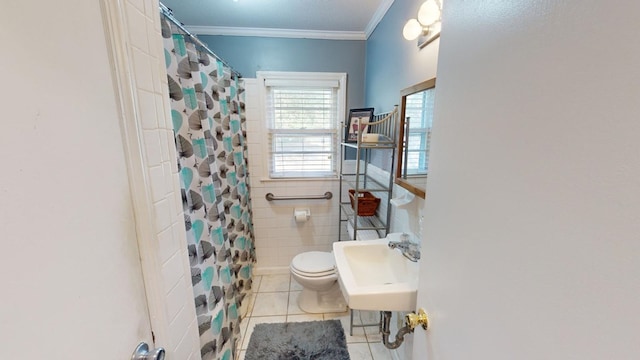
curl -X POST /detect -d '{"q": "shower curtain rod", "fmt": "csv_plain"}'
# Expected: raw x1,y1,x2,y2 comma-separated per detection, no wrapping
159,3,242,78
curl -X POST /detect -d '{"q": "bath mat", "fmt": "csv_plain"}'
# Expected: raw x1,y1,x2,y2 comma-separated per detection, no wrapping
245,320,350,360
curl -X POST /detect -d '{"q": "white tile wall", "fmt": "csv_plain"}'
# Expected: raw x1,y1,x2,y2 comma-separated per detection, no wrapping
132,47,155,92
389,184,425,241
158,227,177,263
143,130,163,166
126,3,150,52
138,89,160,129
121,0,200,359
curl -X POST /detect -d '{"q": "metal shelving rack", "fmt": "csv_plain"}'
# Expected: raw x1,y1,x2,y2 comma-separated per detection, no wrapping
338,107,398,241
338,107,398,336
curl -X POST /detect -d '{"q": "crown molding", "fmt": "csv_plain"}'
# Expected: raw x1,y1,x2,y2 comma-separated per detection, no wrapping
186,25,367,41
365,0,395,39
184,0,395,41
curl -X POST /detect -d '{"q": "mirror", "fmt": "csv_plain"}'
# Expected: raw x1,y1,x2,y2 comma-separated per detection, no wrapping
395,78,436,199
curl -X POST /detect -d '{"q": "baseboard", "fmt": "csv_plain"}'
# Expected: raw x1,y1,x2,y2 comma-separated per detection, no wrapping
254,266,290,276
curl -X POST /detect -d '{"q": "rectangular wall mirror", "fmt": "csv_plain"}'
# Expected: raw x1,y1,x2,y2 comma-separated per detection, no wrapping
395,78,436,199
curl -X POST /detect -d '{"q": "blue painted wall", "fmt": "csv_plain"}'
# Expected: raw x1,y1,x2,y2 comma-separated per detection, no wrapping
364,0,440,112
199,0,439,118
198,1,439,166
199,35,367,109
362,0,440,175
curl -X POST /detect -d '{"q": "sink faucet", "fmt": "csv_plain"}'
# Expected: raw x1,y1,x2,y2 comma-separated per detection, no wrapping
388,233,420,262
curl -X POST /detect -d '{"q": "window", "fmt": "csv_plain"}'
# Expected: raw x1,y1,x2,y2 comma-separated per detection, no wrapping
404,88,434,175
259,72,346,178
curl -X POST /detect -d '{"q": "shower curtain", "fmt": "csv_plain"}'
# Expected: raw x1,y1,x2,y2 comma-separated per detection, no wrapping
161,16,256,360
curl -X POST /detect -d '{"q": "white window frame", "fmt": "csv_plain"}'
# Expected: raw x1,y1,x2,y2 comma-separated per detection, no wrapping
257,71,347,179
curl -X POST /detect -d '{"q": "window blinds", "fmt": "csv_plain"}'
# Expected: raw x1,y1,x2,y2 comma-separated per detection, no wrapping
404,88,435,175
266,85,339,178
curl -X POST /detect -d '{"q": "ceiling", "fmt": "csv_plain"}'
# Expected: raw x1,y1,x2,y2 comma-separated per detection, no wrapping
160,0,395,40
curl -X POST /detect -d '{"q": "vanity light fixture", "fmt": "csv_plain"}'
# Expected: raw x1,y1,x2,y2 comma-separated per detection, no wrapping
402,0,443,48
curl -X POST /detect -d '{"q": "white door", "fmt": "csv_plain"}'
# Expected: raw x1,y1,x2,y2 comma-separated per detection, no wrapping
0,0,155,358
412,1,640,359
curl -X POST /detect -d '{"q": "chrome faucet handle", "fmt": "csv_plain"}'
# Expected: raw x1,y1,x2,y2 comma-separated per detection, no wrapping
388,233,421,262
406,247,421,261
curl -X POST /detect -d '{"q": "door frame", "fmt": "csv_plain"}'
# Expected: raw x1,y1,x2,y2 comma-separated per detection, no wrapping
100,0,171,346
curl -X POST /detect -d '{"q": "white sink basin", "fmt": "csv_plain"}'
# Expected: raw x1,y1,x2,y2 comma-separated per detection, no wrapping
333,234,419,311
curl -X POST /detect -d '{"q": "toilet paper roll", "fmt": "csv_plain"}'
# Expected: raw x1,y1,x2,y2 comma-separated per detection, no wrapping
294,208,310,223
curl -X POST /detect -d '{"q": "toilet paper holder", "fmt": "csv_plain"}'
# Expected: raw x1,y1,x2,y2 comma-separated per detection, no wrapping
294,208,311,222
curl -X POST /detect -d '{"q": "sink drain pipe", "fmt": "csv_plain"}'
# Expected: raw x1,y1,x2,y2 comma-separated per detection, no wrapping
381,309,429,349
381,311,413,349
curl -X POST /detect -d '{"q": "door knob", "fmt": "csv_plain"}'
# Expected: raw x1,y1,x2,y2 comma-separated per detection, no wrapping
131,342,165,360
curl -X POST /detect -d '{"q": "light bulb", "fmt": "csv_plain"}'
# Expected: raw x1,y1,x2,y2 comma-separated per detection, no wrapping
418,0,440,26
403,19,423,40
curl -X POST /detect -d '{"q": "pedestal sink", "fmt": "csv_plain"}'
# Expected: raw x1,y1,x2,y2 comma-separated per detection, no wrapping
333,234,420,311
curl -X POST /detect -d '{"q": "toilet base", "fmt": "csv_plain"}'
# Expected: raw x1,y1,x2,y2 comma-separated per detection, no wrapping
297,282,347,314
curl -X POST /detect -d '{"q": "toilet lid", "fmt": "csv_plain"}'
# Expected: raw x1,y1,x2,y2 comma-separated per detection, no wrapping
291,251,335,274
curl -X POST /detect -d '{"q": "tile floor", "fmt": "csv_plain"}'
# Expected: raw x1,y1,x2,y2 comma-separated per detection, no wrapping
236,274,394,360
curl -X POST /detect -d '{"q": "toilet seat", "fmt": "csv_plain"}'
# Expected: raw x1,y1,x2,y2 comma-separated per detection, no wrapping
291,266,336,278
290,251,336,277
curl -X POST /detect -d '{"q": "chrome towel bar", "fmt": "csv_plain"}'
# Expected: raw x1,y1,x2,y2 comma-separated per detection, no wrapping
265,192,333,201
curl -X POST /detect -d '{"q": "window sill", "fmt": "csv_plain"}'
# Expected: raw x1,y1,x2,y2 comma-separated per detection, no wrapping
259,177,339,183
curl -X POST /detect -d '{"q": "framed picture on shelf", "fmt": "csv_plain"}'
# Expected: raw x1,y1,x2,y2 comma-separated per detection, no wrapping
345,108,374,143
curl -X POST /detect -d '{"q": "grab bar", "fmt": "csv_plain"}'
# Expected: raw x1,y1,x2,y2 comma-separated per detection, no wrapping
265,192,333,201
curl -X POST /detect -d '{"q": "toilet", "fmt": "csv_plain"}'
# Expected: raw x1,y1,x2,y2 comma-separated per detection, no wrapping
290,251,347,313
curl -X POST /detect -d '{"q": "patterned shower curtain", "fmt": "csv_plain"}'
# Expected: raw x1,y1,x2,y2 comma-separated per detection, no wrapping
161,16,256,360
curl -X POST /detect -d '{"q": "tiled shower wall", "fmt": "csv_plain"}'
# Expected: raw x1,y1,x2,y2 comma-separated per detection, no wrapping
118,0,200,358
